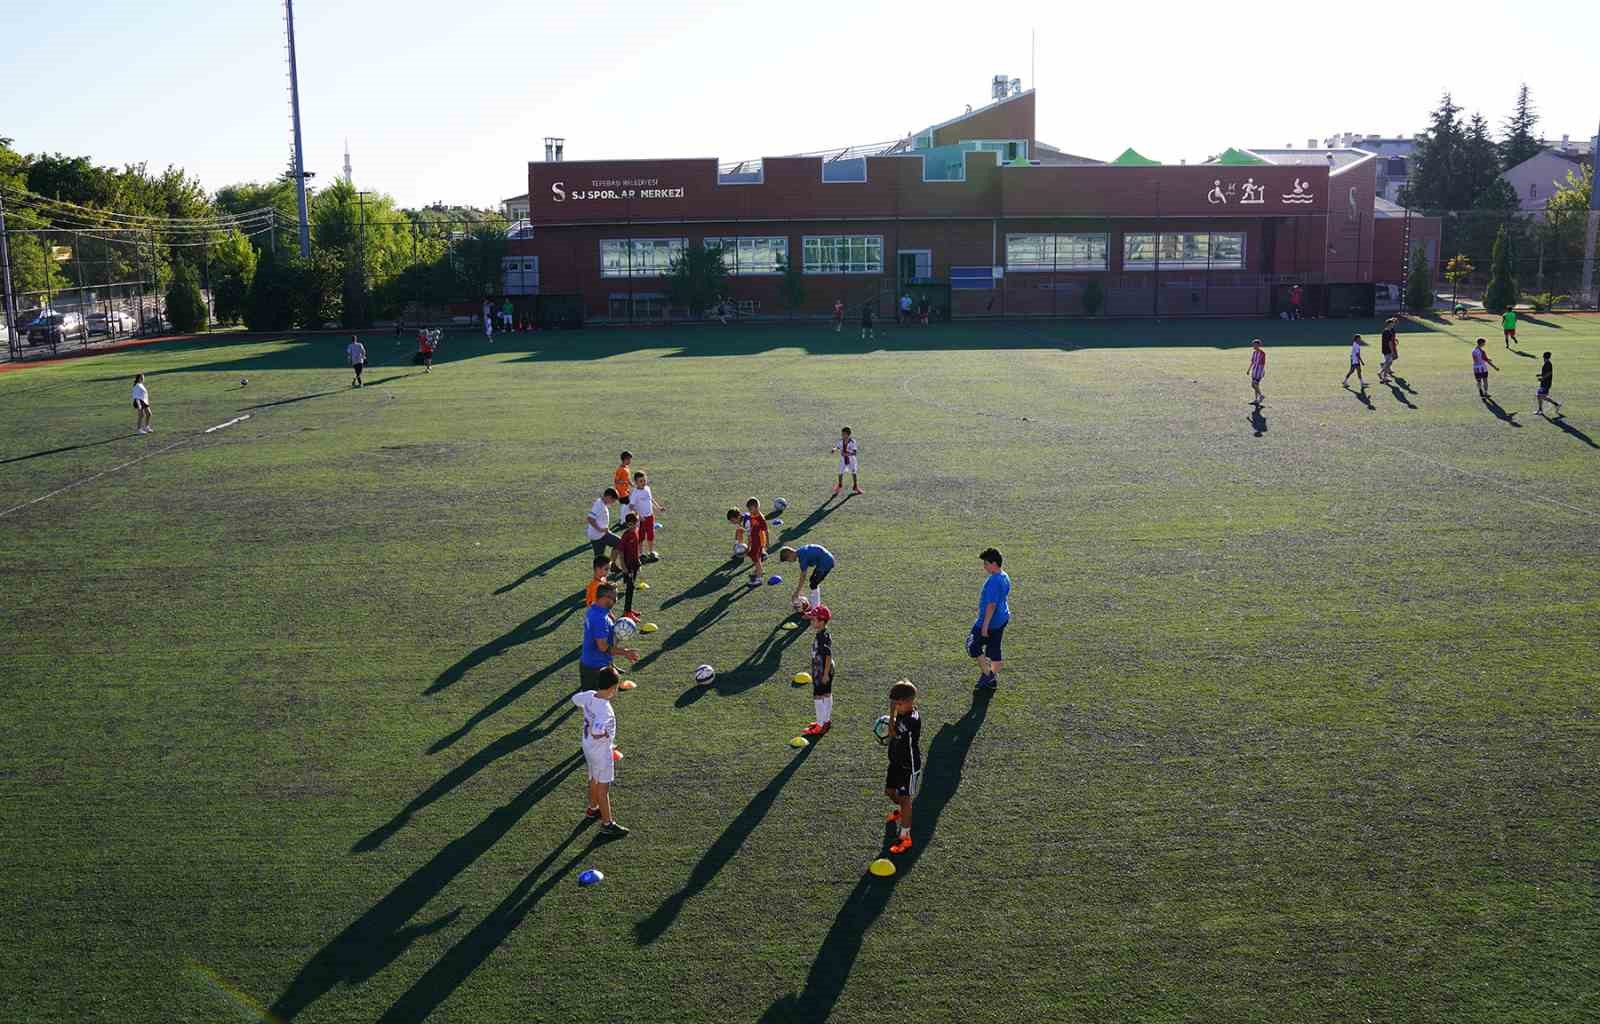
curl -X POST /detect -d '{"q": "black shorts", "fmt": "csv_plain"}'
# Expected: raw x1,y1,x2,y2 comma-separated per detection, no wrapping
591,535,619,558
579,662,612,689
352,361,366,372
811,669,833,698
967,623,1005,661
885,764,922,798
808,567,831,588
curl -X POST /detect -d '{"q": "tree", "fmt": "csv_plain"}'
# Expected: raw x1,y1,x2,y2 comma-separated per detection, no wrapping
1499,84,1543,170
244,247,296,331
1405,246,1435,313
776,253,805,313
1443,254,1475,309
165,259,208,332
1483,225,1519,312
1400,93,1464,211
208,230,257,324
664,244,728,318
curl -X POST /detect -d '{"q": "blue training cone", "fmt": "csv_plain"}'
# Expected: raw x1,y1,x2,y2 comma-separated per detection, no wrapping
768,575,783,585
578,869,604,887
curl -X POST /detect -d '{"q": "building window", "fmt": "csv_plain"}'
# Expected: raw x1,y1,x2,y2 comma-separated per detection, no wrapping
802,235,884,274
1123,232,1245,270
600,238,686,278
704,236,789,275
1005,233,1109,271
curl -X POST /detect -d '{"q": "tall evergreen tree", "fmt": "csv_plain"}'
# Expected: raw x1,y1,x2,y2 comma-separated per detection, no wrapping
1400,93,1464,210
1483,225,1520,312
1498,84,1543,169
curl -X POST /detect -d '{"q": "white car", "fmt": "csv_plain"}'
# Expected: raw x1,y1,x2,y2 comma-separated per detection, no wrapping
86,311,137,337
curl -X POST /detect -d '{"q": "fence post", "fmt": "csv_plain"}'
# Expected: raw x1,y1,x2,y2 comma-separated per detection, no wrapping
0,191,19,357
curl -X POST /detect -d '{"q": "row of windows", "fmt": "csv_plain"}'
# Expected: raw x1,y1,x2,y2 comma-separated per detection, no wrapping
599,232,1245,277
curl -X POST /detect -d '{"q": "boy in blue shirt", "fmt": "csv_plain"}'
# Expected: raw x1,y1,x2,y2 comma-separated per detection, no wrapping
580,584,638,692
969,547,1010,691
778,542,835,611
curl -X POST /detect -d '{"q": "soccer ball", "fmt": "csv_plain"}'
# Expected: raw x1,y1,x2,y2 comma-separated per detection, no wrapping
733,542,748,558
693,664,716,685
873,714,892,745
793,597,810,614
612,618,639,645
772,497,788,513
239,377,248,387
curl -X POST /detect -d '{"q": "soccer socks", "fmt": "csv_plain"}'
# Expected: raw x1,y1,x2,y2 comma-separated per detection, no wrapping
815,695,832,724
809,586,821,607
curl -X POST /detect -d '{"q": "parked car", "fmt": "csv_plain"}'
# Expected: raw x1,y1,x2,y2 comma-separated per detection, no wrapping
141,313,171,333
27,312,88,348
86,311,137,337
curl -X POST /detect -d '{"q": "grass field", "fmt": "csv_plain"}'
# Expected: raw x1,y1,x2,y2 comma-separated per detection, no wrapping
3,314,1598,1024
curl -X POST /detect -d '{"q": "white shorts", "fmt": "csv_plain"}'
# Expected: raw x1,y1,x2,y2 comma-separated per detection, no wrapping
582,741,614,784
838,456,858,474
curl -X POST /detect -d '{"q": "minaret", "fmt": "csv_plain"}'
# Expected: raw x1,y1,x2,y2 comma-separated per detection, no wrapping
342,139,353,185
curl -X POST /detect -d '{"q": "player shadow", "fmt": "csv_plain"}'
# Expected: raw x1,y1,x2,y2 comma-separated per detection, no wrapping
776,493,853,546
1384,380,1417,409
373,822,603,1024
1480,395,1522,427
757,690,993,1023
1391,374,1418,395
1248,404,1267,437
356,694,577,853
1518,315,1562,329
1510,349,1538,359
494,543,590,594
1543,414,1599,449
0,435,133,465
634,744,814,946
239,389,347,411
632,586,755,672
428,648,581,754
675,618,809,707
424,594,584,695
658,562,742,610
1344,383,1375,410
269,752,583,1022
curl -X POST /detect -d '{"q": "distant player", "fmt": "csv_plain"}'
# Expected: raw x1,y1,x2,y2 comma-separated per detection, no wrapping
630,471,664,561
883,680,922,855
1247,339,1266,404
832,298,844,333
1502,308,1518,349
860,302,875,341
1341,334,1367,390
744,497,769,586
131,373,152,434
501,298,514,332
726,507,749,562
832,426,861,495
1289,283,1303,320
971,547,1010,691
1535,351,1562,416
571,665,629,836
1378,319,1398,383
346,335,367,388
417,329,435,373
779,543,834,611
898,293,912,325
1473,337,1499,398
618,512,643,621
801,604,835,737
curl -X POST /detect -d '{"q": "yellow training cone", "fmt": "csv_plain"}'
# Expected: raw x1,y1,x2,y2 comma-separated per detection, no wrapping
637,581,650,590
868,858,896,877
789,736,809,748
781,621,800,630
640,622,658,633
792,672,812,686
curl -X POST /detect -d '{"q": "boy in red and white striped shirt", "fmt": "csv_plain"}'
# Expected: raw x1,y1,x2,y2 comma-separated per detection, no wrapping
1247,339,1266,405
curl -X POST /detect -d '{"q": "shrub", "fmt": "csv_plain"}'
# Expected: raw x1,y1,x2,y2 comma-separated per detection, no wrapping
165,260,208,333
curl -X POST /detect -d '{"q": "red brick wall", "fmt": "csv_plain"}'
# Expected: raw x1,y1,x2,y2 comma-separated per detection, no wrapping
931,91,1035,147
1325,158,1378,283
1372,216,1443,282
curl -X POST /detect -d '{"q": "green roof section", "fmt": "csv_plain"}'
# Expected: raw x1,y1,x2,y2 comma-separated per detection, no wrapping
1111,147,1160,166
1213,147,1268,166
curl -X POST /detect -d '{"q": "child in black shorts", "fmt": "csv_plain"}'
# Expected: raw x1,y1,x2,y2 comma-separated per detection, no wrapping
883,680,921,855
802,605,834,737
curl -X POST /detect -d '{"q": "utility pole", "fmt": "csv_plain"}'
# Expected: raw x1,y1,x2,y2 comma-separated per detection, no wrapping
356,190,371,327
0,190,19,356
284,0,312,258
1582,120,1600,308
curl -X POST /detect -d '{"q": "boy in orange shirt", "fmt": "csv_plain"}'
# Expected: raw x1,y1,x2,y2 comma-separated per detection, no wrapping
583,556,610,606
744,496,769,587
612,451,633,511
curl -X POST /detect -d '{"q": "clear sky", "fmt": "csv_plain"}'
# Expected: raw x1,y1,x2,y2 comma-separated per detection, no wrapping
6,0,1598,210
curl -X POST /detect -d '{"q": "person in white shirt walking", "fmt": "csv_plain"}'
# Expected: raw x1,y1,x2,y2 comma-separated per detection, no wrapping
1341,334,1367,391
346,336,367,388
131,373,153,434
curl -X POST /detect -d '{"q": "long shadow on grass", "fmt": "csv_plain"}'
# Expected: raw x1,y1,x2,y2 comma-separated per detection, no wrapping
1510,348,1539,359
425,594,584,695
1249,404,1267,437
1544,414,1599,449
374,822,603,1024
776,493,852,546
635,744,813,946
1345,383,1375,410
356,692,577,852
1480,395,1522,427
676,618,808,707
633,586,756,672
1392,374,1418,395
270,752,583,1021
0,435,134,464
1384,380,1417,409
758,691,992,1022
659,560,742,610
429,648,581,754
495,543,590,594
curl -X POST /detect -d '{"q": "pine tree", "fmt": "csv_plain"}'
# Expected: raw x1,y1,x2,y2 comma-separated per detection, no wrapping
1405,246,1435,313
1483,225,1520,312
165,260,208,333
1498,84,1543,170
1463,113,1507,205
1400,93,1463,211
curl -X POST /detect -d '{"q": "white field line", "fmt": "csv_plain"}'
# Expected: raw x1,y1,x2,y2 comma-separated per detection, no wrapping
204,414,251,434
0,434,194,519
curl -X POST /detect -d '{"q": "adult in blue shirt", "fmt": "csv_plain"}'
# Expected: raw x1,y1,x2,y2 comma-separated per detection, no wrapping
778,543,835,609
969,547,1010,691
581,584,638,689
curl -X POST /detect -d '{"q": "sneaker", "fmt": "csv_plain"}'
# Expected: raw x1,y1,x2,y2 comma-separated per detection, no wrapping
802,722,824,736
886,809,900,824
889,834,913,855
584,805,600,819
831,484,842,495
820,721,831,734
850,488,864,495
623,610,642,621
599,821,630,838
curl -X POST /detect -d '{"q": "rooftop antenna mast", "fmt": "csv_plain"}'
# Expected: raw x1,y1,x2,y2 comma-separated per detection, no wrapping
284,0,312,257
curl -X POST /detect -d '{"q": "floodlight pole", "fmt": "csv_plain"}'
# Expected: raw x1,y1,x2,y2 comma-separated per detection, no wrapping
0,190,20,355
1582,120,1600,308
285,0,312,258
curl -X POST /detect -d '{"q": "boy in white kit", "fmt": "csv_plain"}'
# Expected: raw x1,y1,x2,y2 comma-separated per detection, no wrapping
571,666,629,837
1341,334,1367,390
831,426,862,495
131,373,153,434
630,470,666,562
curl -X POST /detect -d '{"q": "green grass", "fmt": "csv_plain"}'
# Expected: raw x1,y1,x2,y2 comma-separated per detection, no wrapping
2,314,1598,1024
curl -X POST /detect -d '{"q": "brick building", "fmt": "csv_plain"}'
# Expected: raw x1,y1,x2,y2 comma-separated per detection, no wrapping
511,89,1438,324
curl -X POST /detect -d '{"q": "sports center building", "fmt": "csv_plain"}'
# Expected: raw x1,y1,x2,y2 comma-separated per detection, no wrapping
510,85,1440,324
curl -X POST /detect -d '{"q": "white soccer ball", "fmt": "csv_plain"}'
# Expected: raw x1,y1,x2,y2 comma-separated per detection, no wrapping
612,618,639,645
693,664,716,685
733,542,748,558
873,714,892,745
772,497,789,512
793,597,810,614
